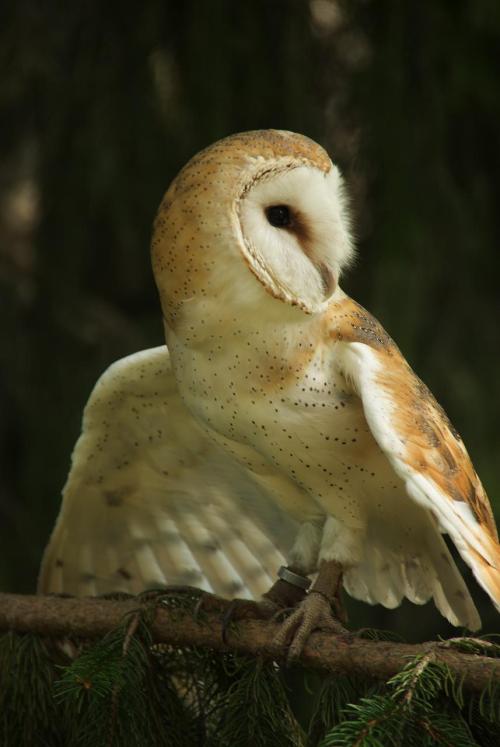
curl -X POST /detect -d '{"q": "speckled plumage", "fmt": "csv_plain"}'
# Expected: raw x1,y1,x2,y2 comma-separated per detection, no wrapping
40,130,500,632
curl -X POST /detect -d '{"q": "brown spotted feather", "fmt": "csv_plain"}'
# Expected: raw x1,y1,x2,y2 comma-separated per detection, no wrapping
328,296,497,541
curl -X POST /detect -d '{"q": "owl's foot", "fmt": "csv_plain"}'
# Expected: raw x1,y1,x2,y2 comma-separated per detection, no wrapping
193,595,279,643
262,568,309,610
273,590,350,660
199,569,310,642
189,567,312,643
273,559,350,660
191,593,277,643
220,567,310,625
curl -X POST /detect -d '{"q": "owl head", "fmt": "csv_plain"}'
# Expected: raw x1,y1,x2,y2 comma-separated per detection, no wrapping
152,130,354,327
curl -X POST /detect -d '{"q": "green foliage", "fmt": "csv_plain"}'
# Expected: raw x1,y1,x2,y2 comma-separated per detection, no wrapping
53,610,194,746
318,648,500,747
211,657,305,747
1,613,499,747
0,632,68,746
307,673,375,745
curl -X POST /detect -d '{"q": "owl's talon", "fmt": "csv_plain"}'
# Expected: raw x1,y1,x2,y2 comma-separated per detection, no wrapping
269,605,296,624
273,591,349,661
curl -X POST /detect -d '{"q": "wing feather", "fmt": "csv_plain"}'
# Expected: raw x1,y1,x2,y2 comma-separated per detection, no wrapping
39,347,296,599
339,335,500,616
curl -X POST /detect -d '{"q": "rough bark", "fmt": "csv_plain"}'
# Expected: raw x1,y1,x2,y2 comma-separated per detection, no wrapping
0,592,498,692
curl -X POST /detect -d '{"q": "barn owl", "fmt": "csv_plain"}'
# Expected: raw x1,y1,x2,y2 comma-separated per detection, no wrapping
39,130,500,653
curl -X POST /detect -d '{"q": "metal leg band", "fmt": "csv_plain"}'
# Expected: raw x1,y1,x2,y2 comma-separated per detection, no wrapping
277,565,312,591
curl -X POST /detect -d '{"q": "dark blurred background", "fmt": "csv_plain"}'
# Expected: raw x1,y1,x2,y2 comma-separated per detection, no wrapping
1,1,499,641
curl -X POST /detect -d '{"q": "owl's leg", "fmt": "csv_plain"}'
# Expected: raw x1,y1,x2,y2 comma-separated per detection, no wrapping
207,519,323,625
193,566,310,645
273,559,350,660
216,566,309,643
258,517,323,613
198,520,324,640
262,565,310,609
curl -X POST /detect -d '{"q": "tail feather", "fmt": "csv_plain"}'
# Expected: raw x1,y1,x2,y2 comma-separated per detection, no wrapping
402,557,434,604
425,534,481,631
408,475,500,619
343,527,481,631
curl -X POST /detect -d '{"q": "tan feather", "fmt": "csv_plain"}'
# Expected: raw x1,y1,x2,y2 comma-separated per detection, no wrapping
333,297,500,618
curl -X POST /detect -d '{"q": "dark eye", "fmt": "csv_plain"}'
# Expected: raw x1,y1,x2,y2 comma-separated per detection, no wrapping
265,205,291,228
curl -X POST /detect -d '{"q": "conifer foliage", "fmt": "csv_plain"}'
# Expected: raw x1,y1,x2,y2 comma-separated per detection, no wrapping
1,594,499,746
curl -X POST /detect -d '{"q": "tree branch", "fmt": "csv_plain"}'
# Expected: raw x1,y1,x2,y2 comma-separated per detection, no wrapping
0,592,498,692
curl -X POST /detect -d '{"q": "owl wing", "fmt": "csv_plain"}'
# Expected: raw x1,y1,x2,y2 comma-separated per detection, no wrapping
38,347,296,599
338,329,500,617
